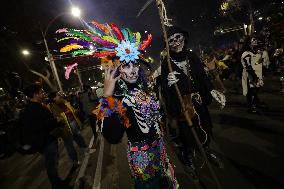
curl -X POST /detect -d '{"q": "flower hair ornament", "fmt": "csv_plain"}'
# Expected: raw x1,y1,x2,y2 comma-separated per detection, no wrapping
57,20,153,128
56,20,153,67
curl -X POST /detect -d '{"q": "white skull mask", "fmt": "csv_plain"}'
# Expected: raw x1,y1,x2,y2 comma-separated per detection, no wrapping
251,37,258,47
168,33,185,52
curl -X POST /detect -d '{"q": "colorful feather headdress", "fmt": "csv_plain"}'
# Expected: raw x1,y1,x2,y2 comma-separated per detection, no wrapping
56,20,153,66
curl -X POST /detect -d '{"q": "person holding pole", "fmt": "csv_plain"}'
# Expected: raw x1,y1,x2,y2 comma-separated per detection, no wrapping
160,26,224,180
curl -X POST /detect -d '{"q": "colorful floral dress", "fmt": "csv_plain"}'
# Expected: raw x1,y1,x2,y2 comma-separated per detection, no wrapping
94,87,178,189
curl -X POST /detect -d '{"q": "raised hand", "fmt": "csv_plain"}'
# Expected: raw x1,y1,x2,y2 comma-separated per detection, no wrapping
103,66,121,97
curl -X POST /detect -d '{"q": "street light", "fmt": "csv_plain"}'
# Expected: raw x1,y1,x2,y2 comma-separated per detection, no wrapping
22,49,30,56
42,6,81,92
71,7,81,17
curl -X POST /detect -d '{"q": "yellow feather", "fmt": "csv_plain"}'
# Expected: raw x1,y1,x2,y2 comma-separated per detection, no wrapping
60,44,83,52
102,36,119,44
135,32,141,46
57,37,79,42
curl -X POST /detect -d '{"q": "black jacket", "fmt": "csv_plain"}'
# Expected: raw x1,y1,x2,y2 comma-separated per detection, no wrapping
19,101,60,152
161,50,213,117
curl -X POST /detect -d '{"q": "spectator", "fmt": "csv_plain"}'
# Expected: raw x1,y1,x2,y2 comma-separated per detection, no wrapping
20,84,69,189
79,85,99,144
48,92,89,166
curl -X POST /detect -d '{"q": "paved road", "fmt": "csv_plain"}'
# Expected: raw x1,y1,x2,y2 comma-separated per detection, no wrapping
1,74,284,189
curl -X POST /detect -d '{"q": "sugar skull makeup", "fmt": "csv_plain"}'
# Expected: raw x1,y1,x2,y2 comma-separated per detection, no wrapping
119,62,140,83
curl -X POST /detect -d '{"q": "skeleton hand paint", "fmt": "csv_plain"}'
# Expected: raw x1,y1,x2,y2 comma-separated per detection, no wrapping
167,71,180,87
210,90,226,109
168,33,185,52
103,67,121,97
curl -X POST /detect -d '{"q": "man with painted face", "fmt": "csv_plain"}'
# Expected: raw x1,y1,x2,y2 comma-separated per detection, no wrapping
160,26,224,179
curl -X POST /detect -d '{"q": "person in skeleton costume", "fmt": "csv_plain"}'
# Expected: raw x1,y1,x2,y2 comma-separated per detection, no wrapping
57,21,179,189
161,26,224,179
241,37,264,113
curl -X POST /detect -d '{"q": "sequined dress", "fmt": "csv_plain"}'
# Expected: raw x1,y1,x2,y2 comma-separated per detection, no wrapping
95,86,178,189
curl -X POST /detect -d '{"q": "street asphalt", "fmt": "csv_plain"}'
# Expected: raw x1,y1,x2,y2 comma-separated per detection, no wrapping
1,73,284,189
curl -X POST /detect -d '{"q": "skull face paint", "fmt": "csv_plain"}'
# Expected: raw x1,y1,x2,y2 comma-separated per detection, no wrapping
168,33,185,52
251,37,258,47
119,62,139,83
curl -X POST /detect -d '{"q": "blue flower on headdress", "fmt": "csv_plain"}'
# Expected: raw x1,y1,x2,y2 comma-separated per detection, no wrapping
115,40,140,63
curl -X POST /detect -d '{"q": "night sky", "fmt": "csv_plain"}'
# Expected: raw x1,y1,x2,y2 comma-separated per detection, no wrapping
0,0,274,89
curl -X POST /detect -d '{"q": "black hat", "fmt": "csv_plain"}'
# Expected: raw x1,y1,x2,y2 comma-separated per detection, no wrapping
166,26,189,38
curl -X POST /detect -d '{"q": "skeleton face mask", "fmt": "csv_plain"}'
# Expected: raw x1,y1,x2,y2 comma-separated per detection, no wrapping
168,33,185,52
251,37,258,47
119,62,140,83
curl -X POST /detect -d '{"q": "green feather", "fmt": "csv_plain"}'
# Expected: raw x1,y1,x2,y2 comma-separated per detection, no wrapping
68,29,92,41
71,50,92,56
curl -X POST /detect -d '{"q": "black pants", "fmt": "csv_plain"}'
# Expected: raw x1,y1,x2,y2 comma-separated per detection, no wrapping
246,87,260,109
43,139,64,189
178,119,211,155
89,114,98,139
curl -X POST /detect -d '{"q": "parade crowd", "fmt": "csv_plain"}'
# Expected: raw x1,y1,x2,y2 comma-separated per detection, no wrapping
0,16,283,189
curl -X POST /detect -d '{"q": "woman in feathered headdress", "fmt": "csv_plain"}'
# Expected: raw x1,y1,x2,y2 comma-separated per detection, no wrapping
57,21,178,189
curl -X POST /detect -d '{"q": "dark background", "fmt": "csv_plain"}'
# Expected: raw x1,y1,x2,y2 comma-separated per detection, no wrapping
0,0,279,90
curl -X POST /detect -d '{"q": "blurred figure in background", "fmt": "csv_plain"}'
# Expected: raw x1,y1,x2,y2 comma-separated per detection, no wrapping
241,37,265,113
204,50,227,93
20,84,69,189
48,92,88,166
79,85,99,144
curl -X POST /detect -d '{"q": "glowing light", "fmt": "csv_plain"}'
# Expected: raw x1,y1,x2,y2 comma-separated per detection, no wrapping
22,49,30,56
258,17,263,20
71,7,81,17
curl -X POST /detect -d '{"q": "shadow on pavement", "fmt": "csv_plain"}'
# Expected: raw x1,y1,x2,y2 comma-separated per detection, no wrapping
228,158,284,189
217,114,283,136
